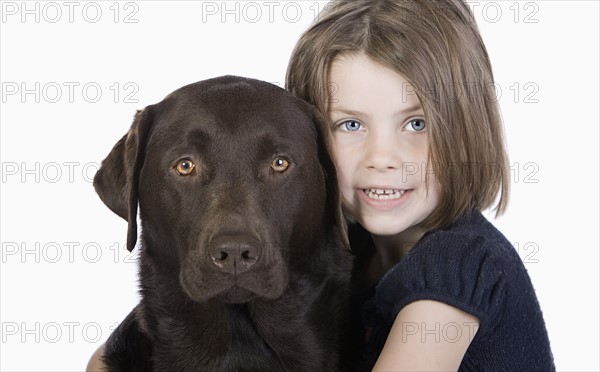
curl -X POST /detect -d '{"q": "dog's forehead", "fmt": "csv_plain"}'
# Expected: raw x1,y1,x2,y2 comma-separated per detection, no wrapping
165,77,287,110
151,78,318,142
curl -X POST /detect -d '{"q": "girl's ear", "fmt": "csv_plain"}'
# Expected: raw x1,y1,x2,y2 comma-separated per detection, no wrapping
93,108,155,252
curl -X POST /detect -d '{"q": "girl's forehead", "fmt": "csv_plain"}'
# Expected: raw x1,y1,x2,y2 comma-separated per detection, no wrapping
328,54,423,116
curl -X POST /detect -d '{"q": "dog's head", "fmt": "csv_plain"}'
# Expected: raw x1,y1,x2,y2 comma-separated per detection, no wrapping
94,76,347,304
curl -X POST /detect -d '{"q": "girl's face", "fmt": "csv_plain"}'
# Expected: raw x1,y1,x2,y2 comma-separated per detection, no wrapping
328,53,441,240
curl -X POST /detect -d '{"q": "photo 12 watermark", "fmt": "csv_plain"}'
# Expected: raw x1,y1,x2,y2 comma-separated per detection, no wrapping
199,1,328,24
1,82,140,104
325,81,540,106
1,1,140,24
1,241,137,264
512,241,540,264
2,162,100,184
1,321,121,344
399,321,480,344
465,1,540,24
388,161,540,185
311,1,541,24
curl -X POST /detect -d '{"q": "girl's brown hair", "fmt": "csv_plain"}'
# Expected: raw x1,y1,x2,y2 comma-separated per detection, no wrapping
286,0,509,230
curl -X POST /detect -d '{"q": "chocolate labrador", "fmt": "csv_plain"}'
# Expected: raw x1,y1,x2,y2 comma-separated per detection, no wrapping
93,76,352,371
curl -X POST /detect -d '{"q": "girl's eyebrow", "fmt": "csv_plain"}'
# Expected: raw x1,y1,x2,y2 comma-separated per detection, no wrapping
329,104,424,118
395,104,424,116
329,108,367,117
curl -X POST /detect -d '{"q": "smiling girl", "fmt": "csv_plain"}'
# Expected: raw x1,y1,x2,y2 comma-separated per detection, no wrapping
88,0,555,370
286,0,554,370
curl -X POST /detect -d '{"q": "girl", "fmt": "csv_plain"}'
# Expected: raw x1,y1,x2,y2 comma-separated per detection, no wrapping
286,0,554,370
88,0,555,370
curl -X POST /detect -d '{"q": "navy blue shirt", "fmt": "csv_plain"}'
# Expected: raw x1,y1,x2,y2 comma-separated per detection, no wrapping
346,210,555,371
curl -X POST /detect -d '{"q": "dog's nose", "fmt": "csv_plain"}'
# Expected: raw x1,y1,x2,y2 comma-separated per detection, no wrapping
209,237,260,275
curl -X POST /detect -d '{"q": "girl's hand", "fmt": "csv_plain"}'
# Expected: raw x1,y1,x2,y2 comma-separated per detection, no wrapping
86,343,107,372
373,300,479,371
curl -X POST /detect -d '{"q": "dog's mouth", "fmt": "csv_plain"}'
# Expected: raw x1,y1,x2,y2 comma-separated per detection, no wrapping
182,275,284,304
217,286,255,304
180,250,289,304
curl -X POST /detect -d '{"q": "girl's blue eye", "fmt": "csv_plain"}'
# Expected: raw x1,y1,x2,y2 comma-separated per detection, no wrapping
407,119,426,132
341,120,362,132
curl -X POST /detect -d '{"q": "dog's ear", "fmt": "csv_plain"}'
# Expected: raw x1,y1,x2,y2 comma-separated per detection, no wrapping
307,105,350,250
93,108,154,252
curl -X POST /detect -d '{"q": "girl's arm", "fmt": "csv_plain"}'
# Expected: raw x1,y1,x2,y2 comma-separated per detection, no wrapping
373,300,479,372
86,344,107,372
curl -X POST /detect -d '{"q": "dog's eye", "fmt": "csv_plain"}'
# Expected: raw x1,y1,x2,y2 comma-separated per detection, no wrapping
271,158,290,173
175,159,195,176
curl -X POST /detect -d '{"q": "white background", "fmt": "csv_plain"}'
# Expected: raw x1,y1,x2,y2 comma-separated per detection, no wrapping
0,1,598,371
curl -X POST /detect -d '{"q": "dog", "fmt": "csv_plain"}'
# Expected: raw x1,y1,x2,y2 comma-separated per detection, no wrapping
93,76,352,371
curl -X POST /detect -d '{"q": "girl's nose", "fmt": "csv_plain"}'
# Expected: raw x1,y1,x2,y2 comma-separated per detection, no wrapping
363,132,400,172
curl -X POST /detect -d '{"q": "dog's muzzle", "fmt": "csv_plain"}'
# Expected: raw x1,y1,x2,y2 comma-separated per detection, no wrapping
209,235,261,276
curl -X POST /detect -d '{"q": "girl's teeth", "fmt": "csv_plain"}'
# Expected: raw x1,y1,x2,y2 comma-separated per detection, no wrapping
365,189,405,200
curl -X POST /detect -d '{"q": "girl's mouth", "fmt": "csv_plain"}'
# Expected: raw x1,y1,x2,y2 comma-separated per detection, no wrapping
363,188,407,200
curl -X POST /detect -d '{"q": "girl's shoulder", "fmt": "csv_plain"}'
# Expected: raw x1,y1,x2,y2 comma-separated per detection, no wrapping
366,210,554,370
420,209,515,255
353,211,554,369
414,209,523,274
375,210,537,336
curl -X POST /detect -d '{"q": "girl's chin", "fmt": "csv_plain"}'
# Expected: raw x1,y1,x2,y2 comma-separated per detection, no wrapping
355,215,409,236
354,213,427,242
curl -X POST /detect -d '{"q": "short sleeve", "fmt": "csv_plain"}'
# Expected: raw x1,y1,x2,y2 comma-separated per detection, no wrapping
373,226,519,339
359,212,555,370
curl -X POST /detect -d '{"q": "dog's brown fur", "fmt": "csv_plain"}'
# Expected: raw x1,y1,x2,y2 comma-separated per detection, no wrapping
94,76,352,371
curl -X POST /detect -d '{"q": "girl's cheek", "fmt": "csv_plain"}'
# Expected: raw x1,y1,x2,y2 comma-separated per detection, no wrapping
330,138,344,168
